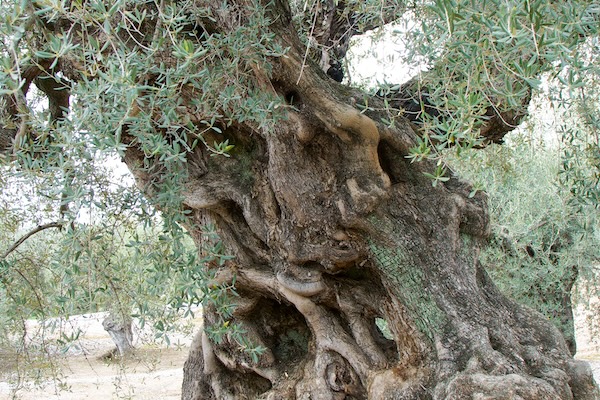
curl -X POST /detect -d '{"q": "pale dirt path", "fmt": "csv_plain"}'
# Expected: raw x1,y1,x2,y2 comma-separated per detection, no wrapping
583,357,600,385
1,347,189,400
0,312,199,400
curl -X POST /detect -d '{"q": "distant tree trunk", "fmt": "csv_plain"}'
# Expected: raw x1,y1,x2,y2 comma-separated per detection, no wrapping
550,250,580,357
102,312,134,357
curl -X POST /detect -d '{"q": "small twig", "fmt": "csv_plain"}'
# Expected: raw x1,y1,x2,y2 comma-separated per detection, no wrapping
297,4,320,84
529,219,549,233
1,222,63,260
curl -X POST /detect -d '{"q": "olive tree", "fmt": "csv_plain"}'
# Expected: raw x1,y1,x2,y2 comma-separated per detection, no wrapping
1,0,599,399
0,160,202,366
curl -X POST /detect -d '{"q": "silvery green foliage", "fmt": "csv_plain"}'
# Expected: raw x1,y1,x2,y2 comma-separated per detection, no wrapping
450,130,599,353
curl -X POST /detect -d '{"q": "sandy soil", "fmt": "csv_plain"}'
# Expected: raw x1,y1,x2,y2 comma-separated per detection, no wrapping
0,312,199,400
0,347,190,400
1,306,599,400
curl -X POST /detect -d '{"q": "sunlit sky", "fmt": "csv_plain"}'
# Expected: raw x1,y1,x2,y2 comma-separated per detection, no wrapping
347,23,417,86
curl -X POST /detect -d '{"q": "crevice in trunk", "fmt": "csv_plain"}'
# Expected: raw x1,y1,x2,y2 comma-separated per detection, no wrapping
377,138,414,185
253,297,311,367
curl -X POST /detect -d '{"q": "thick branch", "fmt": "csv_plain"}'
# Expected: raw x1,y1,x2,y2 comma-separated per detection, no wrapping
34,73,71,125
1,61,71,155
1,222,63,260
304,0,403,81
2,62,52,117
0,127,17,154
379,77,530,145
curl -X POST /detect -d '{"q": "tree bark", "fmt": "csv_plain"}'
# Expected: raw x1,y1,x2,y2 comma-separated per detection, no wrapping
149,5,599,398
102,312,134,357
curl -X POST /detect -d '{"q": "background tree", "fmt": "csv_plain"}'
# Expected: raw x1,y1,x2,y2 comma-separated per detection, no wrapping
0,155,206,389
1,0,600,399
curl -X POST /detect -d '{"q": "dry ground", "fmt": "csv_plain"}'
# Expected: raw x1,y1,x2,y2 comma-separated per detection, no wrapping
0,312,198,400
0,347,190,400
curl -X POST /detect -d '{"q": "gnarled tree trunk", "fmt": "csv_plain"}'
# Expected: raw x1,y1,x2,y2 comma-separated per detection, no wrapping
151,6,599,399
171,78,599,396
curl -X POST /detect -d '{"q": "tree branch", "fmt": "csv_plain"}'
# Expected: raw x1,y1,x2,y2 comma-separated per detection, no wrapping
303,0,403,82
378,77,530,146
1,222,64,260
1,60,70,155
3,62,52,116
34,72,71,126
0,127,17,154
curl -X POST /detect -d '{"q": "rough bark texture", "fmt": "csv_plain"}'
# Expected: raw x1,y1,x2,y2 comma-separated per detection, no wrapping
172,4,600,398
2,0,598,399
102,313,134,357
